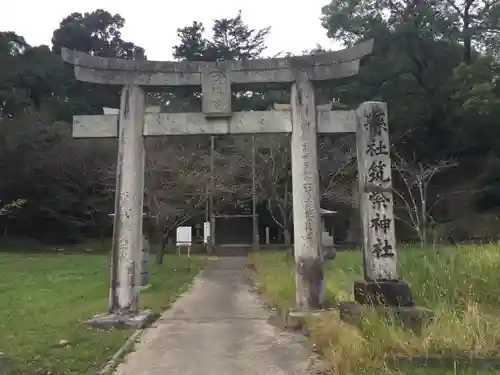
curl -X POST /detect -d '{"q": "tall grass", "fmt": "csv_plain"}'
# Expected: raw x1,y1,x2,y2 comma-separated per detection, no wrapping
248,245,500,374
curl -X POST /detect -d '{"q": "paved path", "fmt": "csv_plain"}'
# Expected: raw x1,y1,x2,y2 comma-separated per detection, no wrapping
114,257,316,375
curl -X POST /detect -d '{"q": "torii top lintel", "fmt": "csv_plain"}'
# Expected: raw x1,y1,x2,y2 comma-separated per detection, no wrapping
60,39,374,87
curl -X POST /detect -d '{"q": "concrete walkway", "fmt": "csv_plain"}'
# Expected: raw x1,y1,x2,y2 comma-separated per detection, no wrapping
113,257,316,375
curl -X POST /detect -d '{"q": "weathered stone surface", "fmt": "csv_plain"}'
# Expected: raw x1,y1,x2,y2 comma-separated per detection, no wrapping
72,109,357,138
317,109,357,133
83,310,158,330
356,101,398,281
73,115,118,138
73,60,359,86
295,256,324,310
109,85,146,312
353,280,414,307
62,40,373,74
291,78,324,310
286,309,337,330
147,111,291,135
201,67,232,117
353,102,418,311
61,40,374,86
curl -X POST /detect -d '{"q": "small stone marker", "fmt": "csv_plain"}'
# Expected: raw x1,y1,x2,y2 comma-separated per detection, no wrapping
203,221,210,243
320,208,336,259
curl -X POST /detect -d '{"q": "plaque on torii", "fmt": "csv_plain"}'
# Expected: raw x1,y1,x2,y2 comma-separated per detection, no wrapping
61,39,414,328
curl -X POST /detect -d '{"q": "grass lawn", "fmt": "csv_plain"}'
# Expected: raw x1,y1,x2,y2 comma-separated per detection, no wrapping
248,245,500,375
0,242,205,375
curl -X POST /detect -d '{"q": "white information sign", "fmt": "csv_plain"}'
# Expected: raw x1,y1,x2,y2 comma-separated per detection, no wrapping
176,226,192,257
176,226,192,246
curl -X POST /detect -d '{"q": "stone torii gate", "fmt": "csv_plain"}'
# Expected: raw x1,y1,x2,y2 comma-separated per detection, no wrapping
62,39,413,328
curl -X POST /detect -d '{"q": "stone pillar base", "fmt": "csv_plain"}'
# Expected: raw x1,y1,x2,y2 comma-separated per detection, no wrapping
83,309,158,330
286,309,335,330
354,280,414,307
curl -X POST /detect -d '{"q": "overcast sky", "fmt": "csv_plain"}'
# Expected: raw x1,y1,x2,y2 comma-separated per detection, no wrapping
1,0,343,60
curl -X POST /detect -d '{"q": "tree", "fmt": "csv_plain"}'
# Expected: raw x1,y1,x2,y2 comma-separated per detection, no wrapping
252,135,293,245
229,133,358,246
0,32,35,117
0,199,26,216
173,11,270,61
0,111,115,241
50,10,147,119
319,135,358,207
143,12,272,252
321,0,500,64
320,0,500,242
145,137,210,263
169,11,273,112
392,152,458,246
0,32,28,57
437,0,500,63
145,136,252,263
320,0,500,164
1,9,148,121
52,9,145,58
0,14,165,243
321,7,459,162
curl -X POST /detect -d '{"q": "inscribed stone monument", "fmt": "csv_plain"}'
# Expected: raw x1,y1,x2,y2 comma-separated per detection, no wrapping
355,102,413,306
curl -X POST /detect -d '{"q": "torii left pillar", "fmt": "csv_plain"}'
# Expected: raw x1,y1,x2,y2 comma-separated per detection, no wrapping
86,85,156,329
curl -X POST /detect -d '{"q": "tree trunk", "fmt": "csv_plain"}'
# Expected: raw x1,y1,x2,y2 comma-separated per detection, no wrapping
284,227,291,246
463,1,472,64
420,187,427,247
156,226,170,265
283,181,291,246
419,234,425,248
432,226,438,249
420,218,427,248
156,235,167,265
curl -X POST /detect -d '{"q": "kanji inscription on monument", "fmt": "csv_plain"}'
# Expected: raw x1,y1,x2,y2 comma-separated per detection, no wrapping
356,102,398,281
201,66,232,117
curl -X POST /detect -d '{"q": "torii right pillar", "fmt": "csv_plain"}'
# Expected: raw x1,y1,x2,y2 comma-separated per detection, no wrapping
354,101,414,307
